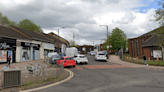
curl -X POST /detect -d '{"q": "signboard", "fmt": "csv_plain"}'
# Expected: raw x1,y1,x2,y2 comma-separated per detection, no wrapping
153,50,162,58
0,42,10,49
0,37,16,50
43,43,55,50
21,42,40,48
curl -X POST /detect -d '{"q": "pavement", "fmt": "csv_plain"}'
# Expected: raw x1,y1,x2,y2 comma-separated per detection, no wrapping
107,55,164,70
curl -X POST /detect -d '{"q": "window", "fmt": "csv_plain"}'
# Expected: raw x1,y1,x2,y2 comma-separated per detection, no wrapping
66,58,73,60
136,40,139,56
79,56,85,58
60,57,64,60
99,53,105,55
131,41,134,56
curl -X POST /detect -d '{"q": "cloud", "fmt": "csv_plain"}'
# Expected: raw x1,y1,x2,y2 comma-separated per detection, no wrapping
0,0,160,45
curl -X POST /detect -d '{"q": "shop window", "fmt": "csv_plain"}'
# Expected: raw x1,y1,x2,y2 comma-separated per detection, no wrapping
0,50,7,62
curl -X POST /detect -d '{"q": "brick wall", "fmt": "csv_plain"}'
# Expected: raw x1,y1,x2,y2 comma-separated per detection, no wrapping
129,33,153,59
143,47,151,59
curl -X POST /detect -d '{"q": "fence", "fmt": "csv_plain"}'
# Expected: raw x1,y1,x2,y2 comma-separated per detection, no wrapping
0,62,64,89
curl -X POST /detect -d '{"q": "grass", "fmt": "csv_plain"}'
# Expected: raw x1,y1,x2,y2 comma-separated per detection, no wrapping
123,53,164,66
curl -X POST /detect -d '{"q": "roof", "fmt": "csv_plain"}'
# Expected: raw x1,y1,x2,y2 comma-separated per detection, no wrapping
0,25,30,40
48,32,69,45
129,25,164,40
44,34,64,43
10,25,54,43
142,35,160,47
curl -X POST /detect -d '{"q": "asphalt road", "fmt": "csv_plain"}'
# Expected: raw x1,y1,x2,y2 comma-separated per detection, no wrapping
32,55,164,92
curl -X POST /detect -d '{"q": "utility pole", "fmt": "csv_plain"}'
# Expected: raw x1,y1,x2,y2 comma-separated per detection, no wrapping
56,27,64,53
73,33,75,46
100,25,110,55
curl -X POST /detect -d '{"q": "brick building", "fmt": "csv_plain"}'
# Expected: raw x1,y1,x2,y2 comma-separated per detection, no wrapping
77,45,94,54
129,26,164,60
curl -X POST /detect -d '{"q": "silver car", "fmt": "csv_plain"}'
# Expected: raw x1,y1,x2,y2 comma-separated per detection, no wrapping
90,51,96,56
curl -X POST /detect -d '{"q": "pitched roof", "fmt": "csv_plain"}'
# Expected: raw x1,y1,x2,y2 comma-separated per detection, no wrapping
0,25,30,40
142,35,160,47
44,33,64,43
10,25,54,43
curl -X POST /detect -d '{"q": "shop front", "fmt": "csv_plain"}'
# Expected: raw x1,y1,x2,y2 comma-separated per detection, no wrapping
0,37,16,63
21,42,40,62
42,43,55,56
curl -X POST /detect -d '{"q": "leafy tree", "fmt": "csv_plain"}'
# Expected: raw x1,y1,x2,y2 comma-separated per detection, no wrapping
18,19,42,32
151,0,164,46
109,27,127,50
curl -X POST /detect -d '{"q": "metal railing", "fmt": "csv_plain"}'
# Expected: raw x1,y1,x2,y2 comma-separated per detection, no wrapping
0,62,64,89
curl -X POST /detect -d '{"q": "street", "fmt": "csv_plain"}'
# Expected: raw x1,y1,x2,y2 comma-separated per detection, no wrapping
32,55,164,92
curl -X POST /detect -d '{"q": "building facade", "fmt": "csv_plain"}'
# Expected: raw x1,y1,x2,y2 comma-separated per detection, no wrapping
129,26,164,60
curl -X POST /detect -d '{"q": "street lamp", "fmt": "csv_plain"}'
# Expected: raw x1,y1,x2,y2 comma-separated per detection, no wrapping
73,33,78,46
56,27,65,53
100,25,110,55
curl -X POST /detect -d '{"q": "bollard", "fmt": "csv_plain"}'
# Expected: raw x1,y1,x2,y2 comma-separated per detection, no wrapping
148,57,150,60
136,57,138,60
157,57,159,61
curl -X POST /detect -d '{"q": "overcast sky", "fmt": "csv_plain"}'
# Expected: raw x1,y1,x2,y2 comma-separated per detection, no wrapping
0,0,161,45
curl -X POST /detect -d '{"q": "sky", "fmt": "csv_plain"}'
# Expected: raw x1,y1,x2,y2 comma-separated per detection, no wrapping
0,0,161,45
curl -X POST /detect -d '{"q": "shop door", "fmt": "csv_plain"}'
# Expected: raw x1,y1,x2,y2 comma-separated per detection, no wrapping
33,51,35,60
12,50,16,63
7,50,12,63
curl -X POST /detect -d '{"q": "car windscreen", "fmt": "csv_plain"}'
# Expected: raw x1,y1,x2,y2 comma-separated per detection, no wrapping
99,53,105,55
65,58,73,60
79,56,86,58
103,51,107,55
91,51,96,53
52,55,60,58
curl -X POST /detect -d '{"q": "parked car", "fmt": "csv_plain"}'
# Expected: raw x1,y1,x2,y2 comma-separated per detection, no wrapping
48,52,60,64
57,56,76,67
73,54,88,64
90,51,96,56
95,52,107,61
102,50,108,59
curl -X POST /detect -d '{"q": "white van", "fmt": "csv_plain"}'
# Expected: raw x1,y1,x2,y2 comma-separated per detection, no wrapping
65,47,78,57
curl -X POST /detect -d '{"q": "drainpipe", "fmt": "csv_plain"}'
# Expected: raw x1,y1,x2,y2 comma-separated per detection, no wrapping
161,46,164,61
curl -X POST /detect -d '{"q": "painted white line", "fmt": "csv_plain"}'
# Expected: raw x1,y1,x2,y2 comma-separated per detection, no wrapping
20,69,74,92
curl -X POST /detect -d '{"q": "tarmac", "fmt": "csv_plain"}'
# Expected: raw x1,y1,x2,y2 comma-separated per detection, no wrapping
107,55,164,70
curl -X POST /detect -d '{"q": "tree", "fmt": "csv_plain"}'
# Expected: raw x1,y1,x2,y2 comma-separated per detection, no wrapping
18,19,43,32
152,0,164,45
0,12,17,27
109,27,127,50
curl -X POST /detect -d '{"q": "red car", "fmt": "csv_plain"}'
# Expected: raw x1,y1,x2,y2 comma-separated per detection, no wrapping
57,56,76,67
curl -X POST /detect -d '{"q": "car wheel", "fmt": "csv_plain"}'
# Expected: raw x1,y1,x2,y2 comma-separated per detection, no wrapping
73,65,75,67
85,62,88,64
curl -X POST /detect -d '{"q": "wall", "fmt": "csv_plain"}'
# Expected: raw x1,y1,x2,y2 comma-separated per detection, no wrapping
129,33,153,59
143,47,151,59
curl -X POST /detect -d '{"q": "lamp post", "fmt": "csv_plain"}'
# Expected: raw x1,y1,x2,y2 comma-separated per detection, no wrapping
56,27,64,53
73,33,78,46
100,25,110,55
